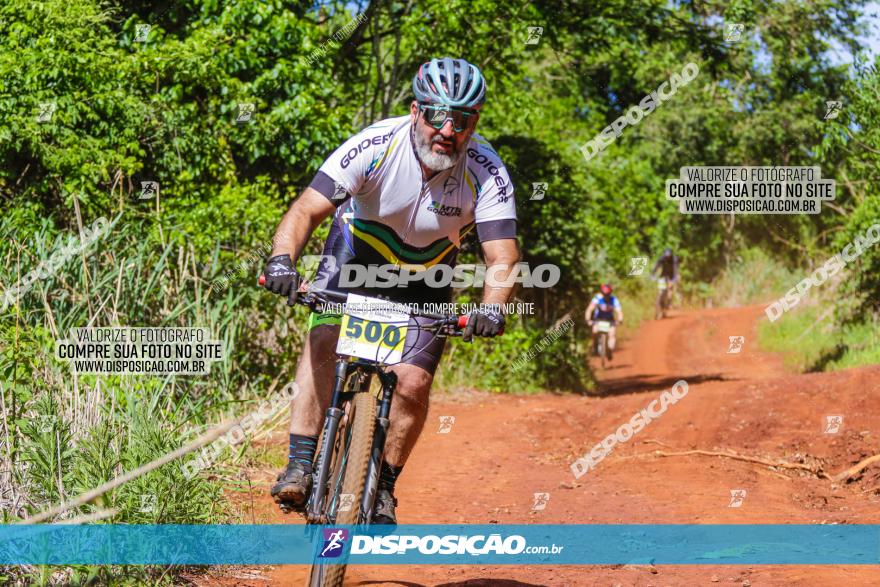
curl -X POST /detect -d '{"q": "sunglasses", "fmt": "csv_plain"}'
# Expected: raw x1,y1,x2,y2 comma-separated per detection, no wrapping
418,104,478,132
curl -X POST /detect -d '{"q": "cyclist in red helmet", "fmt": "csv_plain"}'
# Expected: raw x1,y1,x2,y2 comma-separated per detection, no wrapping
585,283,624,360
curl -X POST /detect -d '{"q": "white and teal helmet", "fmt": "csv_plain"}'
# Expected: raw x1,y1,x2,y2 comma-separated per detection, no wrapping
413,57,486,109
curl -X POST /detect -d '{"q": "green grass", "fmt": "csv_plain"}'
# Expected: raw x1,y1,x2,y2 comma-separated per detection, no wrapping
0,209,604,583
696,247,801,308
0,211,301,584
433,311,593,395
617,278,659,329
702,247,880,374
758,303,880,372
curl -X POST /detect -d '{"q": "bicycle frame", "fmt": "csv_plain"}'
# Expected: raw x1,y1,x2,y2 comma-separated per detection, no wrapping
256,281,472,524
257,280,484,586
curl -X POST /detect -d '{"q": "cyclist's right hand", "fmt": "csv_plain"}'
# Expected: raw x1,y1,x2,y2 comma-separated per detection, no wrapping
462,307,505,342
262,254,301,306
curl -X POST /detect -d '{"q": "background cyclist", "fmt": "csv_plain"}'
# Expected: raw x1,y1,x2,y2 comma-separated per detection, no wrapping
585,283,624,360
651,247,681,303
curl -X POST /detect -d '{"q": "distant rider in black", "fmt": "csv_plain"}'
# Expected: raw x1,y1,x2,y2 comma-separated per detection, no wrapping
652,248,680,283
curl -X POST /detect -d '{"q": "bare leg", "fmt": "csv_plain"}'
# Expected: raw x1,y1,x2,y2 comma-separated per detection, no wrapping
272,325,343,505
381,363,433,467
288,325,341,436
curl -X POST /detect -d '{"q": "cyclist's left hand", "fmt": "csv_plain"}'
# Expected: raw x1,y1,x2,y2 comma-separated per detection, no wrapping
462,307,505,342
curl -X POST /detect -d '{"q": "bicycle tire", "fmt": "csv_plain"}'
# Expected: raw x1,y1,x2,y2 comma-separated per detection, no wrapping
598,333,607,368
308,390,377,587
655,291,666,320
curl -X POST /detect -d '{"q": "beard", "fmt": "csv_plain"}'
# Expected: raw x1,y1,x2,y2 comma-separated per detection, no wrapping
413,127,462,171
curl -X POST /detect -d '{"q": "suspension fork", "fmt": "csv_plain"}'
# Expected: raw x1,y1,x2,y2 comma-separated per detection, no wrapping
306,359,353,522
360,368,397,523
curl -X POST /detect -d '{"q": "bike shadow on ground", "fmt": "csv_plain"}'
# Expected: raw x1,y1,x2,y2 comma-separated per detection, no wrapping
355,580,548,587
594,372,732,397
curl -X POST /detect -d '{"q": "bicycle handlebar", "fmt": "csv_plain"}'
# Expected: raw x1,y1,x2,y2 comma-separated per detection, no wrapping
259,274,490,336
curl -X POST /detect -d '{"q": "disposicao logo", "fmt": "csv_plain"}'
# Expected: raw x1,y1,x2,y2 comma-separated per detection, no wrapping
350,533,527,555
319,528,349,558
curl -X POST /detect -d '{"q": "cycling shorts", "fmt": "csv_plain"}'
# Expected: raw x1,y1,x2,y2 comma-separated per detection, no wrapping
307,219,448,375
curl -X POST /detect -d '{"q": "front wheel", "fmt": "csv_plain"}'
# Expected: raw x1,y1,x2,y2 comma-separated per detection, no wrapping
597,332,608,368
307,391,377,587
655,291,667,320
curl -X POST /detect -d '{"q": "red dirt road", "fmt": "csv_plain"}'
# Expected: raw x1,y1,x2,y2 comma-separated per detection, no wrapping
209,304,880,586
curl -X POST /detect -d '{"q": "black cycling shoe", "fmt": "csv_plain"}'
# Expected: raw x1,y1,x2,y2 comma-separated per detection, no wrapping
371,489,398,525
270,461,312,510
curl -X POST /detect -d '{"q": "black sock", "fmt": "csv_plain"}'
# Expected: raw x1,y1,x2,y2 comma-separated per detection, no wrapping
378,461,403,492
289,434,318,473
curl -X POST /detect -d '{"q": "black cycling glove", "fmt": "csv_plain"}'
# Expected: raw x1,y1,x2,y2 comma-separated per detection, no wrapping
462,307,505,342
262,254,301,306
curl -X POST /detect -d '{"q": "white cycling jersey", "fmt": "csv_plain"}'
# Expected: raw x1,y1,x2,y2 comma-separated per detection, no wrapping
309,115,517,269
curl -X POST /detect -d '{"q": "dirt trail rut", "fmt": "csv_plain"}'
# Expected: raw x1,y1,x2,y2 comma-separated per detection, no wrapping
205,304,880,586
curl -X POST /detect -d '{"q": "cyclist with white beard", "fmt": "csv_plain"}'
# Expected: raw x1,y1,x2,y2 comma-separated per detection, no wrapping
263,57,519,524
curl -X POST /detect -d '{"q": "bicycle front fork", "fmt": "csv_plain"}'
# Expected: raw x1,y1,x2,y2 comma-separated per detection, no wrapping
306,360,350,523
360,369,397,523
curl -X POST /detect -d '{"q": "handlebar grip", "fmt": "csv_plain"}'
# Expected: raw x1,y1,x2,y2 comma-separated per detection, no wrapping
454,315,504,336
259,274,266,286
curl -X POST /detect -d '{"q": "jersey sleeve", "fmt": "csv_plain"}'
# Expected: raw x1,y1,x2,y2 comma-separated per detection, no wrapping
310,131,372,203
310,122,398,205
469,140,517,241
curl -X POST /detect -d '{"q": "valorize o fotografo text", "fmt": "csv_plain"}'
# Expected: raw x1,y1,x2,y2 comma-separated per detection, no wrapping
666,166,836,214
